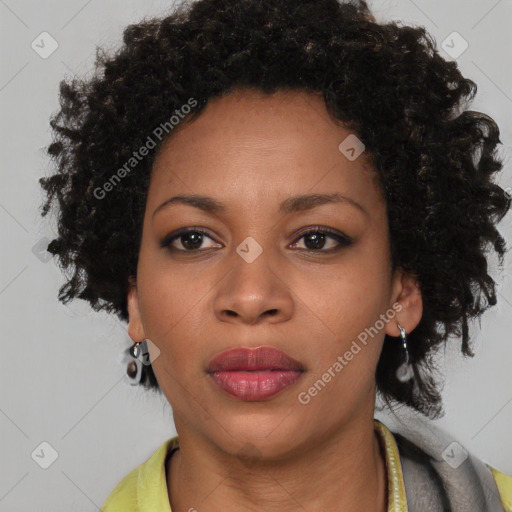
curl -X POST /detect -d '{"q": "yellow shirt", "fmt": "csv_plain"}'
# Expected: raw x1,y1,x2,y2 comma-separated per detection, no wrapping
100,420,512,511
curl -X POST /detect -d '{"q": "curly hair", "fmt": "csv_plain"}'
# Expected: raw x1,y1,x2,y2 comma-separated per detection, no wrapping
39,0,511,417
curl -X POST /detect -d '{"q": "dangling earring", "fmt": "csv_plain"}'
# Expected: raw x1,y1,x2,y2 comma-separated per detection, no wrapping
125,341,143,385
396,323,414,382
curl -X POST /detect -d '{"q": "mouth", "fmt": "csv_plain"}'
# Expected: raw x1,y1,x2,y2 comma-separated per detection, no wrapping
206,345,305,401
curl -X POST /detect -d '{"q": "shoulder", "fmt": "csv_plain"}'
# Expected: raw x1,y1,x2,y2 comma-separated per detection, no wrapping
99,463,140,512
490,466,512,512
99,436,179,512
388,423,511,511
375,418,511,510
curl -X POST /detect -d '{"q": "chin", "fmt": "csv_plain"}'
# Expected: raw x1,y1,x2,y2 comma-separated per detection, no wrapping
207,407,314,461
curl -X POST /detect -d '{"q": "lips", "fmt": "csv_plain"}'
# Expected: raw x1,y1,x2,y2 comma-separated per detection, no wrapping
206,346,305,400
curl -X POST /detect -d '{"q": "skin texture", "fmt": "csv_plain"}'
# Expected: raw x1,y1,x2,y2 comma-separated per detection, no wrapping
126,88,423,511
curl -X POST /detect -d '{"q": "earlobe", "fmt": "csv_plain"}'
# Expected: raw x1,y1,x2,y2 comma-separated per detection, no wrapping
127,283,146,342
386,268,423,337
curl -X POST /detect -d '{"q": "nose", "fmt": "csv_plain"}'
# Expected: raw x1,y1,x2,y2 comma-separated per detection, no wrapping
213,249,294,325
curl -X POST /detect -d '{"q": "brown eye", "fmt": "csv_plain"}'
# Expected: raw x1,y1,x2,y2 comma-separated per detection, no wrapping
290,227,353,252
160,228,222,252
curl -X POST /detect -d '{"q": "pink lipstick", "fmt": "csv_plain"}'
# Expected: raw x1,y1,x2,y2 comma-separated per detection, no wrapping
206,346,305,400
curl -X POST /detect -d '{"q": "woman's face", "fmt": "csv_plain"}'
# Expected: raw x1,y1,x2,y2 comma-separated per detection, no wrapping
127,88,422,458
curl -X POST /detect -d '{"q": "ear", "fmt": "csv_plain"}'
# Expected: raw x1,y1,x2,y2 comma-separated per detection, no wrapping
127,278,146,342
385,267,423,337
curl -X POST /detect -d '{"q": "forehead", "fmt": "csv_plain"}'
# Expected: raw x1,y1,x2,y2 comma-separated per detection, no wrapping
148,89,383,215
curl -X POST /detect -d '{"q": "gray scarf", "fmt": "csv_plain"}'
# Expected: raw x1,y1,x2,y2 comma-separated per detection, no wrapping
395,432,505,511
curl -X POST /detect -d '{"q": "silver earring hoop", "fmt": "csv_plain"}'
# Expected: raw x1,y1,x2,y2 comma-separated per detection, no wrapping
129,341,142,359
396,323,414,382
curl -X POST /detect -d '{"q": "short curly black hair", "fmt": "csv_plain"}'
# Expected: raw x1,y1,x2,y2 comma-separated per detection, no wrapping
39,0,511,418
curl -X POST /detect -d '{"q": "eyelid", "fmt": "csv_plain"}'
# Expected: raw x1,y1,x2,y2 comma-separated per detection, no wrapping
290,225,351,240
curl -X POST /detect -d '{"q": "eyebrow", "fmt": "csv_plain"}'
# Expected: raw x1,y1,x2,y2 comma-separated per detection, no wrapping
152,192,368,219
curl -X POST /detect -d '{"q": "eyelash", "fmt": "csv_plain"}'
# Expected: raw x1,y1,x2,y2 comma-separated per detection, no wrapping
160,226,353,254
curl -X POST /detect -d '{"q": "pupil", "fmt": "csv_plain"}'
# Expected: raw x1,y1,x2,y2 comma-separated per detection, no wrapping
182,232,202,250
305,232,325,250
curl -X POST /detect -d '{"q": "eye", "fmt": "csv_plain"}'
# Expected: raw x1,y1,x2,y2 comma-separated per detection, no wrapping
160,226,353,254
160,227,222,252
289,227,353,252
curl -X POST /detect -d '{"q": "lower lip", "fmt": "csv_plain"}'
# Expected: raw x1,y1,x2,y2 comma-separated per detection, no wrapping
209,370,304,400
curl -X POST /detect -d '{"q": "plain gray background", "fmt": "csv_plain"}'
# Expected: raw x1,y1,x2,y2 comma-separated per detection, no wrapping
1,0,511,510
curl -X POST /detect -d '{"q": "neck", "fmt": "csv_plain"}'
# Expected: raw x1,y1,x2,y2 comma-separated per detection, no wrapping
167,416,388,512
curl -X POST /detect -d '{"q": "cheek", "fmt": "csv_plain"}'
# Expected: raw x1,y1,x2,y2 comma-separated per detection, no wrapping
296,271,386,420
300,254,391,343
292,244,391,400
136,254,210,370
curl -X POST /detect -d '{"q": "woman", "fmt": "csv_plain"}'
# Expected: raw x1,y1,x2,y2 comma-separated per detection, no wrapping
39,0,512,510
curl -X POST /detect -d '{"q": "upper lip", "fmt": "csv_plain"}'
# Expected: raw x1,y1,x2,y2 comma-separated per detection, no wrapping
206,345,305,372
